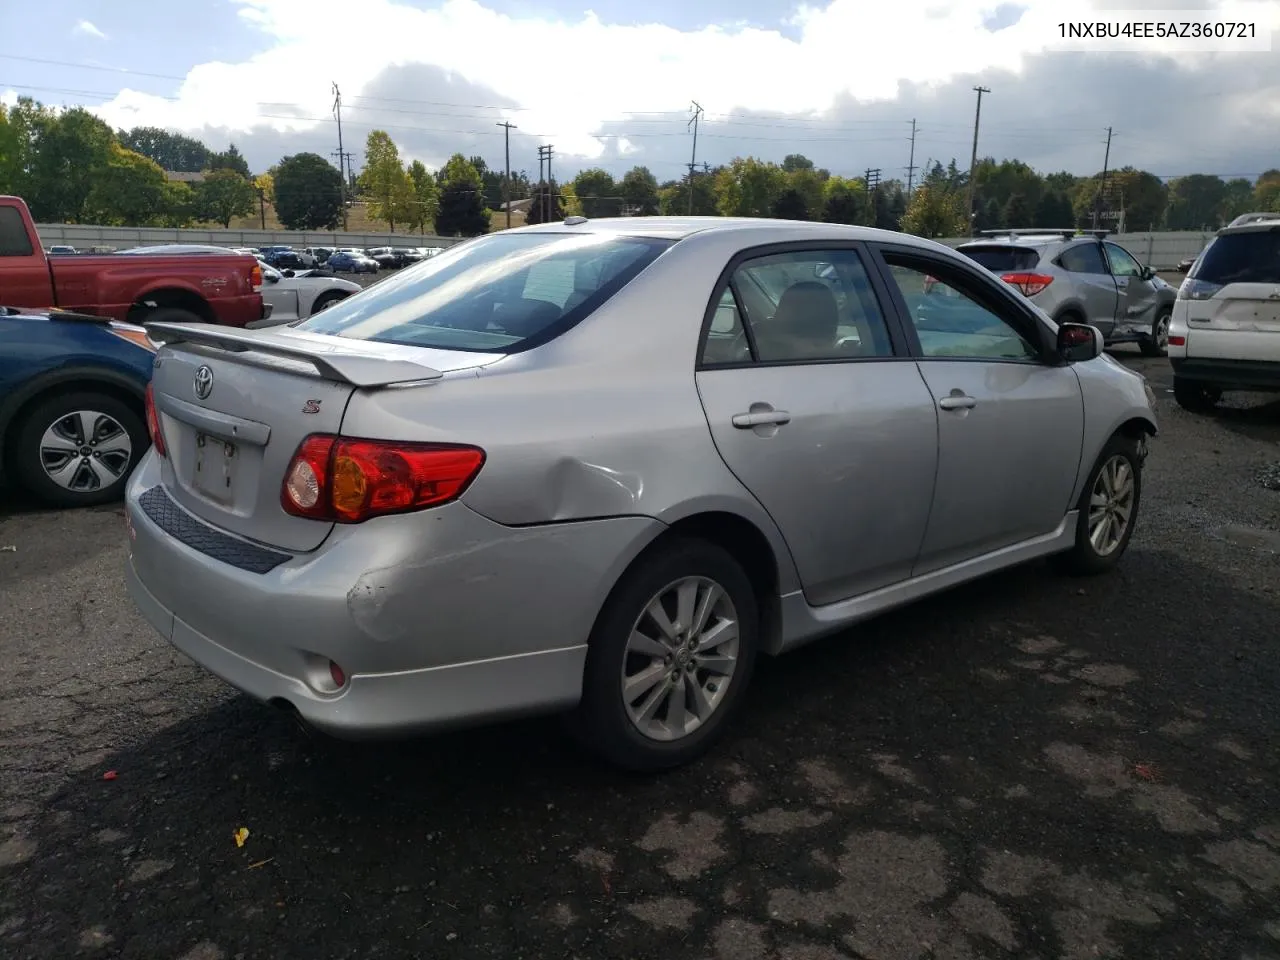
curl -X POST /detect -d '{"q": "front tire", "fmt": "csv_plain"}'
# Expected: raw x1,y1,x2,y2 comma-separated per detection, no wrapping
1173,377,1221,412
574,537,759,772
1140,308,1171,357
309,290,350,315
1051,434,1143,576
11,391,149,508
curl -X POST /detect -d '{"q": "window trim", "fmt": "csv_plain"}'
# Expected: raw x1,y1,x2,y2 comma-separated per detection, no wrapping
695,240,915,371
865,242,1060,366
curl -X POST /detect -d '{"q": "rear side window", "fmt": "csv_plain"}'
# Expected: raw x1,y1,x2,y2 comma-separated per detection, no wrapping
300,233,673,352
958,245,1041,273
0,207,35,257
1057,243,1109,275
1191,232,1280,285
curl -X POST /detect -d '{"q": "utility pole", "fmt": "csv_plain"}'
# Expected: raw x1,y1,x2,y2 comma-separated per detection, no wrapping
687,100,704,215
496,121,516,229
905,119,918,200
257,188,266,229
865,167,882,224
537,145,554,222
1093,126,1113,231
966,85,990,235
331,82,348,230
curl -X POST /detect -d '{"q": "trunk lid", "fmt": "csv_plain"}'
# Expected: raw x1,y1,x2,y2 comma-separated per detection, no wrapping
145,322,501,552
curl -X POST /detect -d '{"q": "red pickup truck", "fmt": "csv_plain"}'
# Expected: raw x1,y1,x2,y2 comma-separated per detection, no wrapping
0,196,267,327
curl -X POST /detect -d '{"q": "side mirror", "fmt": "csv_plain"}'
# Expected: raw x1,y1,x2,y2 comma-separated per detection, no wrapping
264,273,279,283
1140,265,1154,280
1058,322,1103,363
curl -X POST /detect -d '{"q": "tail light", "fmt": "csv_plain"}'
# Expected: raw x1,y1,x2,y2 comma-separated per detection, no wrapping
144,383,167,457
250,263,263,288
1001,272,1054,297
281,435,485,523
1178,278,1222,301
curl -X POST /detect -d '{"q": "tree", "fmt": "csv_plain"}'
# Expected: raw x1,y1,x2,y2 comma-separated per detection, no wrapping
874,182,906,230
207,143,251,179
87,144,168,225
771,188,810,221
1255,170,1280,212
659,168,719,215
974,197,1002,232
0,110,23,196
560,183,583,217
467,155,506,209
524,182,564,225
900,182,967,238
274,152,344,230
821,177,870,225
407,160,439,234
158,181,196,227
253,172,275,206
1164,174,1226,230
787,167,826,219
434,153,489,237
1034,190,1075,228
714,157,786,217
120,126,210,172
620,166,660,215
27,107,114,222
361,130,416,231
192,169,256,227
1220,178,1256,222
572,168,618,218
1072,167,1167,231
782,154,815,173
1002,192,1032,229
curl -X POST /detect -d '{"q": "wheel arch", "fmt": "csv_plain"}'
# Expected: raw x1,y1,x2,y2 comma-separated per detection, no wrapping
128,286,215,324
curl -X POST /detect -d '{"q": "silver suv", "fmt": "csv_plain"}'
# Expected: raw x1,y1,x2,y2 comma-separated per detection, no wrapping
956,230,1177,357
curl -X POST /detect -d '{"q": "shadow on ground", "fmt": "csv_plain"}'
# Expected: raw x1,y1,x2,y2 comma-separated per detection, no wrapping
3,547,1279,959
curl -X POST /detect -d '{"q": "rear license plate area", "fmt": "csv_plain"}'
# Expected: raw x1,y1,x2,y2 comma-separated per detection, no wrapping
194,433,238,502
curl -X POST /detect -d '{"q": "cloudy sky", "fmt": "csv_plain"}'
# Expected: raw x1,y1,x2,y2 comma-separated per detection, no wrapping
2,0,1278,185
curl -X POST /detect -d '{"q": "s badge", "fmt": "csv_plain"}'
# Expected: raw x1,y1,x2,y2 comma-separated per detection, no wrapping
302,399,322,415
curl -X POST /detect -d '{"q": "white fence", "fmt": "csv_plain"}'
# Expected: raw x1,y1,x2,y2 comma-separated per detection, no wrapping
34,223,465,251
34,222,1213,269
933,231,1211,269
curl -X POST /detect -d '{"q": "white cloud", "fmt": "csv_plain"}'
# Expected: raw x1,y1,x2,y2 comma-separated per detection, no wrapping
72,19,108,40
83,0,1280,177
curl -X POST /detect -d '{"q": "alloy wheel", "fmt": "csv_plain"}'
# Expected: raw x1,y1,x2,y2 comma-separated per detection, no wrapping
621,576,740,742
1088,454,1135,557
39,410,133,493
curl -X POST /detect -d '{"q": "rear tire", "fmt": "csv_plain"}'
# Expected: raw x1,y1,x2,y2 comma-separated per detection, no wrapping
11,390,148,508
573,537,759,772
1050,433,1143,577
1140,308,1171,357
1173,376,1221,412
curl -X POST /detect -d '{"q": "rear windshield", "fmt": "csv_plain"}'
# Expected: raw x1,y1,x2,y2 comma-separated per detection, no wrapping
1191,231,1280,285
957,245,1041,272
300,232,674,352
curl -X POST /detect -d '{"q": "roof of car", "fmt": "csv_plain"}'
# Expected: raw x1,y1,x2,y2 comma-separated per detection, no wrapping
1221,212,1280,233
511,215,948,250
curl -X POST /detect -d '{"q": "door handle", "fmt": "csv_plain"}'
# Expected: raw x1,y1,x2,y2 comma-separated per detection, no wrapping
938,395,976,411
732,409,791,428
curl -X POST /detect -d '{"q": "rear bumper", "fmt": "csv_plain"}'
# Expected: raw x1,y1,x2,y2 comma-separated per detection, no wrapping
213,293,268,328
122,452,664,738
1171,357,1280,392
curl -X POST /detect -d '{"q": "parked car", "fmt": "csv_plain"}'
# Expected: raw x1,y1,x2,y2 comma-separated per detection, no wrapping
265,249,317,271
327,250,379,274
367,247,421,270
954,230,1177,357
1167,211,1280,411
47,245,77,255
255,261,361,324
0,197,267,327
0,307,155,507
125,218,1157,772
304,247,334,265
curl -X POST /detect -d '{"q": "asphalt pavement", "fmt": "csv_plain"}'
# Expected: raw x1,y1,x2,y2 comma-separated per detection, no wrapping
1,351,1278,960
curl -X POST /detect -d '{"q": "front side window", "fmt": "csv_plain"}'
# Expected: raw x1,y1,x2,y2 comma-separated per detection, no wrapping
881,255,1040,361
300,232,672,352
716,249,894,364
1104,243,1142,278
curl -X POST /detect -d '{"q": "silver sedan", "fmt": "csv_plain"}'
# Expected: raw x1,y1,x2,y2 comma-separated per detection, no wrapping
124,217,1158,771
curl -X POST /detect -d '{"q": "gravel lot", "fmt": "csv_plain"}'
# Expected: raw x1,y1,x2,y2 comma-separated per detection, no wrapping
1,349,1278,960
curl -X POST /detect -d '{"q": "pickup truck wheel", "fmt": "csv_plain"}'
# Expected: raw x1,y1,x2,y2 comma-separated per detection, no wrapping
135,306,203,327
12,391,148,508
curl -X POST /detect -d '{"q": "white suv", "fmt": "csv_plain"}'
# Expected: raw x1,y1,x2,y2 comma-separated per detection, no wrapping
1168,212,1280,411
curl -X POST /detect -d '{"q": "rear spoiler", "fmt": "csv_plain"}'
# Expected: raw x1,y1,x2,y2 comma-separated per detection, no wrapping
144,321,444,388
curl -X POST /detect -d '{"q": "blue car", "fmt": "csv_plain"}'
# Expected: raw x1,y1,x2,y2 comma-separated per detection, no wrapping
0,308,157,508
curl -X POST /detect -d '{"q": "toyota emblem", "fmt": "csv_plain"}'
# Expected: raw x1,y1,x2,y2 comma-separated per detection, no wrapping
193,365,214,400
